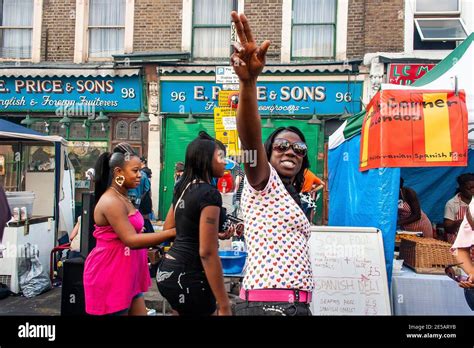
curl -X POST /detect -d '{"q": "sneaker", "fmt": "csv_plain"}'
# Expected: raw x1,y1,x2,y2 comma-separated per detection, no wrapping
147,308,156,316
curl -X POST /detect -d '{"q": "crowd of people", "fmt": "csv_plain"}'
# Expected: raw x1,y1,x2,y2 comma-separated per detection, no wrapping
64,12,474,316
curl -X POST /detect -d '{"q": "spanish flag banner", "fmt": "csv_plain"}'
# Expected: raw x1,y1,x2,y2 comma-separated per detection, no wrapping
360,89,468,171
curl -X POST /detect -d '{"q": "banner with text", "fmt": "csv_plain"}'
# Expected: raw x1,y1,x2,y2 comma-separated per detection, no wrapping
360,89,468,171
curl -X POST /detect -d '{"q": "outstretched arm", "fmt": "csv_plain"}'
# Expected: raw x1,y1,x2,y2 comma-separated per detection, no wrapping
231,11,271,190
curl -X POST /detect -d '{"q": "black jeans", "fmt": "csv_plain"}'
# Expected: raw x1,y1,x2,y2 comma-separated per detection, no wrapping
234,300,312,316
156,258,216,316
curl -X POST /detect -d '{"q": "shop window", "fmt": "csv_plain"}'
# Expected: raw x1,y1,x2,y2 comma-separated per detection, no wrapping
68,141,108,190
25,145,55,172
0,144,20,191
192,0,234,59
412,0,468,51
88,0,125,58
291,0,336,59
49,121,67,138
69,122,87,139
129,121,141,141
0,0,33,59
89,121,109,138
115,120,128,140
30,121,45,134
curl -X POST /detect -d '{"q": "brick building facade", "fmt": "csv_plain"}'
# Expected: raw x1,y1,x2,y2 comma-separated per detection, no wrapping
0,0,472,219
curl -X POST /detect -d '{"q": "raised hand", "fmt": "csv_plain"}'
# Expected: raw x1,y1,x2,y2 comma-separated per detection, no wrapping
230,11,270,82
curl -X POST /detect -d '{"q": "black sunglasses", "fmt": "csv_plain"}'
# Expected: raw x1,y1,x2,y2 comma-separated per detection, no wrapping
445,263,469,282
272,138,308,158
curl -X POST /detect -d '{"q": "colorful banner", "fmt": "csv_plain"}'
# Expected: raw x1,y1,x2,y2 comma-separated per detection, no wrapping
0,76,143,112
388,64,435,85
360,89,468,171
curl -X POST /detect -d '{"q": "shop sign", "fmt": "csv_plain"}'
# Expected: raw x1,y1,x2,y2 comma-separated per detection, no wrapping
215,66,239,85
388,64,435,85
0,76,143,112
214,107,240,156
161,81,362,115
360,89,468,171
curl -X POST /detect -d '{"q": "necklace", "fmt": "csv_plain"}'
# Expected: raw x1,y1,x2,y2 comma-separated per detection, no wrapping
111,186,133,204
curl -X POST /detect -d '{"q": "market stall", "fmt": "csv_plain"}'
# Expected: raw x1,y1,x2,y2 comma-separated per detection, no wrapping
327,34,474,315
392,266,474,315
0,119,74,293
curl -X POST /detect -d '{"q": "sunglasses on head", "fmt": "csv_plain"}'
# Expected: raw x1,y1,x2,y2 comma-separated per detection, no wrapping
445,263,469,282
272,138,308,158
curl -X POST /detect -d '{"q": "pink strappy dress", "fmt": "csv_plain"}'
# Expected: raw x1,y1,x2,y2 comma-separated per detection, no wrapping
83,210,151,315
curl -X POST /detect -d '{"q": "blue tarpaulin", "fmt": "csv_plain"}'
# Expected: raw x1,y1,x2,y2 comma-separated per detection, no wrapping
0,118,45,136
328,135,400,283
401,149,474,224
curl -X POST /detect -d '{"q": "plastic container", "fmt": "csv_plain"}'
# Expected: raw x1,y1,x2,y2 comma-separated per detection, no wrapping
6,191,35,219
219,250,247,275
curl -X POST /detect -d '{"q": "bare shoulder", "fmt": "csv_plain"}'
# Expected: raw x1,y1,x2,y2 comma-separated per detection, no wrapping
94,191,128,223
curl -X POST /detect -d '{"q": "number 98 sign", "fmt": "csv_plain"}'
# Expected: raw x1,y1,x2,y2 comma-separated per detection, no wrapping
121,88,136,99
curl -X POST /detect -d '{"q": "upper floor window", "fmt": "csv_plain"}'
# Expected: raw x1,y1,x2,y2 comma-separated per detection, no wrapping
192,0,234,59
413,0,468,50
0,0,33,59
291,0,336,59
88,0,125,58
75,0,133,63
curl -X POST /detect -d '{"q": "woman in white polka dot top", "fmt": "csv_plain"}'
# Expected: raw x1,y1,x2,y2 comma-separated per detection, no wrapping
231,11,313,316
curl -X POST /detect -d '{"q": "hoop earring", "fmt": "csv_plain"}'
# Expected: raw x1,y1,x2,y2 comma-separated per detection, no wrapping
115,175,125,187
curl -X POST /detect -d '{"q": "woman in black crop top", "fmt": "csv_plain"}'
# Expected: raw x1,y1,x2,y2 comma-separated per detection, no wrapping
156,132,232,316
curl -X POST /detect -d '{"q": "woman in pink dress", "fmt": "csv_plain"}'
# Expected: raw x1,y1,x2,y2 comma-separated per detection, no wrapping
84,143,175,315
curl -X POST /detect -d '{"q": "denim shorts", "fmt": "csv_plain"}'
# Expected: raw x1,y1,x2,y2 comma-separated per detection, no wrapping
156,258,216,316
109,292,144,316
234,300,312,316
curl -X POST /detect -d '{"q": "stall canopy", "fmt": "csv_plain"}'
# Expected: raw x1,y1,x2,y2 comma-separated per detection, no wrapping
328,33,474,282
0,118,66,144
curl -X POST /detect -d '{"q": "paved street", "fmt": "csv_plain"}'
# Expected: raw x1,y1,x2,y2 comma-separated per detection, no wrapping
0,277,169,316
0,275,241,316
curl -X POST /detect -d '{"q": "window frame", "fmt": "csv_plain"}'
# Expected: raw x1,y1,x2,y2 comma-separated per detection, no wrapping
290,0,338,61
414,17,468,41
74,0,134,63
405,0,470,54
190,0,237,60
0,0,42,62
414,0,461,15
33,119,109,141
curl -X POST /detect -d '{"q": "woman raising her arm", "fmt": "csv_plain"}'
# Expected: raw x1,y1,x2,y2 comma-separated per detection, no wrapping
231,11,313,316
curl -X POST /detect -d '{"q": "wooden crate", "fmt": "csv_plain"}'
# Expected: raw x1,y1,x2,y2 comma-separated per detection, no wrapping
399,236,457,274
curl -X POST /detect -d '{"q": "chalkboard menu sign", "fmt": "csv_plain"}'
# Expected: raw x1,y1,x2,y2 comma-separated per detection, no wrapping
309,226,391,315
